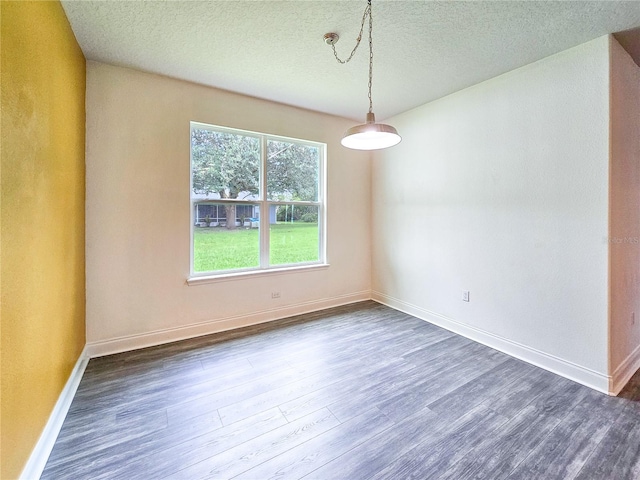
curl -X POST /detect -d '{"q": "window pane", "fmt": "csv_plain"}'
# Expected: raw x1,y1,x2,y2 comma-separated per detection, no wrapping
190,122,325,276
193,203,260,272
267,140,319,201
269,205,319,265
191,129,260,201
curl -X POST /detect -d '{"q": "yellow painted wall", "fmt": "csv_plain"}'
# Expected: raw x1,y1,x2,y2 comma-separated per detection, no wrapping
1,1,86,477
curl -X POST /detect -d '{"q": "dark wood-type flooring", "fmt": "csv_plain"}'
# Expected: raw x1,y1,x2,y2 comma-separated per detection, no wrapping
42,301,640,479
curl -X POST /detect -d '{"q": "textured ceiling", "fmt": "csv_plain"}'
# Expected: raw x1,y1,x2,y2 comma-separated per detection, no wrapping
62,1,640,121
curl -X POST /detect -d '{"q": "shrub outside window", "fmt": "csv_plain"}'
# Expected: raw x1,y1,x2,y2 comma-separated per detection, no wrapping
190,122,326,276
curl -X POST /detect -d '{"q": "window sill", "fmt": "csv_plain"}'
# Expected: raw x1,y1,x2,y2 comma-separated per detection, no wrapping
187,263,330,286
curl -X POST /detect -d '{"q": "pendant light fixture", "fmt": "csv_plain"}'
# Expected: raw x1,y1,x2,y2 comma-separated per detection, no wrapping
325,0,401,150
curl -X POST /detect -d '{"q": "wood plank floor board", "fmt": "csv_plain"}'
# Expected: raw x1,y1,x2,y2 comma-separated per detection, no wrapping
400,332,474,362
507,388,625,479
262,329,414,375
301,404,443,480
91,303,355,370
43,409,169,475
278,358,419,423
369,403,513,480
68,360,244,417
433,381,590,480
41,301,640,480
125,407,287,480
278,334,484,424
375,347,509,422
113,359,314,423
233,407,394,480
479,364,577,420
45,407,288,480
273,321,431,368
618,372,640,411
307,402,507,480
573,403,640,480
206,318,414,380
219,352,412,423
314,338,506,424
162,408,340,479
216,369,356,425
373,378,591,480
426,356,539,416
272,356,417,422
400,336,502,381
162,367,308,426
189,303,389,357
214,351,413,426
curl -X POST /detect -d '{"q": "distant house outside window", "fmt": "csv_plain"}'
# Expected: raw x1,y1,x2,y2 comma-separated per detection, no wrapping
190,122,326,276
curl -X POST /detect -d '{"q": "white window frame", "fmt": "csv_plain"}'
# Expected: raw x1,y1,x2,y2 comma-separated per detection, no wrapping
188,122,327,282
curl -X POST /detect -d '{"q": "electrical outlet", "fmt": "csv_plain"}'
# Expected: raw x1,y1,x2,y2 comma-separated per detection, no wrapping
462,291,470,302
271,292,281,299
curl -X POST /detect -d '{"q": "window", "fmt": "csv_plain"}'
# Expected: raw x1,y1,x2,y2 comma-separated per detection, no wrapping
190,122,325,276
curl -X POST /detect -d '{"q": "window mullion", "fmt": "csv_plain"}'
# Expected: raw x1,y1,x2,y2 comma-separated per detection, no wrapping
319,145,326,265
189,124,195,277
260,136,269,269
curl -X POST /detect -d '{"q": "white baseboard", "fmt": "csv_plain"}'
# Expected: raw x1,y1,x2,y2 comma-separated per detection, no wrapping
20,346,89,480
86,291,371,358
371,291,611,395
610,342,640,395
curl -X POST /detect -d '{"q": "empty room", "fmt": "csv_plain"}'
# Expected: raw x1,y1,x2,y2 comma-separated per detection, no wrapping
3,0,640,478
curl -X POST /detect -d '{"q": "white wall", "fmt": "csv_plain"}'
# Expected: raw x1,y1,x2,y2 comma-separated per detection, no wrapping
85,62,371,353
609,37,640,391
371,37,611,391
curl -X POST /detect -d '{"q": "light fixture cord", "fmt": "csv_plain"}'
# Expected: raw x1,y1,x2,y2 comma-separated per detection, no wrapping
329,0,374,115
367,0,373,114
329,1,371,64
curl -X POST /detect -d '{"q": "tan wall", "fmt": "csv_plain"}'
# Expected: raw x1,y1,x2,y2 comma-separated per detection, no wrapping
1,2,86,477
609,37,640,377
85,62,371,350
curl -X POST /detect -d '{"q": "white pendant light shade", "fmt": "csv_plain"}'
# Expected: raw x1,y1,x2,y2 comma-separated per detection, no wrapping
341,112,401,150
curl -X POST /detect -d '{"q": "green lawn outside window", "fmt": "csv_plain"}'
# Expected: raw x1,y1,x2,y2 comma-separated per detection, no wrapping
194,223,319,272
